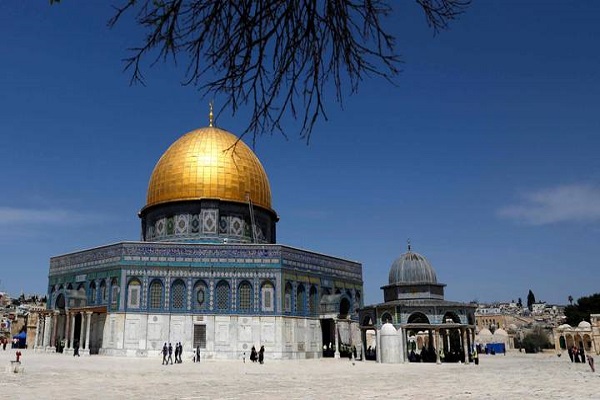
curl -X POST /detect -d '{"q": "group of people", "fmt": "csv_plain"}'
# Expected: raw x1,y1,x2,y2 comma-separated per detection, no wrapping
0,337,19,350
567,345,586,363
567,345,595,372
161,342,185,365
161,342,203,364
249,345,265,364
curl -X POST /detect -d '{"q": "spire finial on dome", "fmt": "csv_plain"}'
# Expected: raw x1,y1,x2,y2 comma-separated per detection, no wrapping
407,238,411,252
208,101,214,127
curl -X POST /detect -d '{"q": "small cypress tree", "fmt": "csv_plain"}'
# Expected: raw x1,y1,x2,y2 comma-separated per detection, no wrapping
527,290,536,311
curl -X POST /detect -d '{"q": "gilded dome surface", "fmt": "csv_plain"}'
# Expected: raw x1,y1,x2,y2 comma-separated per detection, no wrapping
388,249,438,285
145,126,272,210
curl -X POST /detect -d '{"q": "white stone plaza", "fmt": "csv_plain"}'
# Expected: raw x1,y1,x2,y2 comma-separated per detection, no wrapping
1,349,598,399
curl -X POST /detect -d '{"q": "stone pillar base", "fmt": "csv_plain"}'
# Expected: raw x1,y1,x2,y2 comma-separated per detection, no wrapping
63,348,74,356
81,349,90,356
45,346,57,353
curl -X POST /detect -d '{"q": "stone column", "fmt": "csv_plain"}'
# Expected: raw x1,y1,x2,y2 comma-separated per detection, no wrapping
78,312,85,355
34,314,41,350
467,328,473,355
67,312,76,355
51,313,59,350
398,327,406,363
83,312,92,355
65,312,71,349
435,329,441,364
42,315,51,349
375,328,381,363
333,319,340,359
462,328,470,364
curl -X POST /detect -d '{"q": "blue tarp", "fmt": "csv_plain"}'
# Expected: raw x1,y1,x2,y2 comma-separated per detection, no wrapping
13,331,26,348
485,342,505,354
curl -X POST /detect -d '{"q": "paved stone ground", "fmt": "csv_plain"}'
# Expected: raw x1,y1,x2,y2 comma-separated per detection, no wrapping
0,349,597,399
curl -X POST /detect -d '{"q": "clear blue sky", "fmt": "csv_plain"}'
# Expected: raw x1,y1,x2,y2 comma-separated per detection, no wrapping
1,2,599,306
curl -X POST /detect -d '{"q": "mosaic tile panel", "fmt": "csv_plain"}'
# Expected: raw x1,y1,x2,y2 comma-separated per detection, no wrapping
191,214,200,233
175,214,189,235
231,217,243,236
166,217,175,235
155,218,166,237
219,216,228,234
202,210,217,234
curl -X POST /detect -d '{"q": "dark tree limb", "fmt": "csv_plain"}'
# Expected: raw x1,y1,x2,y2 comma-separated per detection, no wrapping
53,0,470,143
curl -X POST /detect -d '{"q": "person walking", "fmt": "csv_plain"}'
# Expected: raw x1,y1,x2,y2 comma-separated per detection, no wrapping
73,340,80,357
177,342,183,363
167,343,174,365
258,345,265,364
195,345,201,363
162,343,168,365
250,346,257,363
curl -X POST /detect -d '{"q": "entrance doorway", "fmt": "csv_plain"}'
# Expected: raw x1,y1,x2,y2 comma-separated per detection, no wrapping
73,313,82,349
321,319,335,357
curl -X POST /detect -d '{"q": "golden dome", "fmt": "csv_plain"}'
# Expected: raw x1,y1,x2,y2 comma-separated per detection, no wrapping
144,126,273,211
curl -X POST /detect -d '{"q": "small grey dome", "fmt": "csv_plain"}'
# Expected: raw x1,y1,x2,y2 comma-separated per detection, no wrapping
388,250,437,285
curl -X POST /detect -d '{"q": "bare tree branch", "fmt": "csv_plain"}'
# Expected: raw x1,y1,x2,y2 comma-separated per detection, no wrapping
56,0,470,142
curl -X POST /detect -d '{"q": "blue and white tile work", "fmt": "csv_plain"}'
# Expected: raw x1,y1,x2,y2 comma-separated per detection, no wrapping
45,241,363,359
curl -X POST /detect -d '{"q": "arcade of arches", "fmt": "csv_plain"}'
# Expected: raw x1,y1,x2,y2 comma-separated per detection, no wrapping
554,314,600,356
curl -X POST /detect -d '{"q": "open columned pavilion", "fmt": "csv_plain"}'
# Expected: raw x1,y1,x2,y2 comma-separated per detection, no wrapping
359,245,476,364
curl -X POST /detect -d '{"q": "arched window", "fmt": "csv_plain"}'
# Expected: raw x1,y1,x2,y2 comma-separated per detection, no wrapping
261,281,275,312
284,282,292,313
100,280,107,303
149,279,164,310
171,279,186,311
381,312,393,324
339,297,350,318
193,280,208,311
50,286,56,306
296,284,306,314
407,312,429,324
309,285,318,314
443,311,461,324
355,290,361,308
89,281,96,304
238,281,253,312
127,279,141,309
110,278,119,308
215,280,230,311
55,293,66,310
